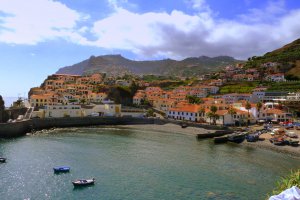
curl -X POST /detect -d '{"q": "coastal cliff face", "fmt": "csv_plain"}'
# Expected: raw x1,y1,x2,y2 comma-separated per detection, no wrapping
56,54,241,76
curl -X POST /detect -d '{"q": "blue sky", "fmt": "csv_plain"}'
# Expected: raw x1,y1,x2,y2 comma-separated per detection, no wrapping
0,0,300,98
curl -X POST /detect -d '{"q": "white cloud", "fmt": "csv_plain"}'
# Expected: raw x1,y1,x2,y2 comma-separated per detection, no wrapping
0,0,89,44
85,0,300,59
0,0,300,60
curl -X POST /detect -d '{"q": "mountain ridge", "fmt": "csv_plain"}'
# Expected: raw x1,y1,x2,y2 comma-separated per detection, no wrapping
56,54,242,76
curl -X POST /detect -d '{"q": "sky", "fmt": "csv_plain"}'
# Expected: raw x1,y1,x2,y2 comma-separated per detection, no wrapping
0,0,300,98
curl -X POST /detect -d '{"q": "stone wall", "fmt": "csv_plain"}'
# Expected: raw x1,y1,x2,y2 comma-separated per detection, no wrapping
31,116,155,130
0,116,226,138
0,120,31,138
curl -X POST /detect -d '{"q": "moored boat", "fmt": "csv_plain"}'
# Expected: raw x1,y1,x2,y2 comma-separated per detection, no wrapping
0,157,6,163
285,139,299,147
213,135,228,143
227,132,247,143
246,134,259,142
270,137,286,146
72,178,95,186
181,123,188,128
53,166,70,173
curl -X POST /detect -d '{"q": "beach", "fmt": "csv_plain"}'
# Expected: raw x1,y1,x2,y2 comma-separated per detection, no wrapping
118,123,300,157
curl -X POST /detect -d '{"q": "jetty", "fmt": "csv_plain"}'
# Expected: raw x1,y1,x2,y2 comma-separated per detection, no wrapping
196,130,234,139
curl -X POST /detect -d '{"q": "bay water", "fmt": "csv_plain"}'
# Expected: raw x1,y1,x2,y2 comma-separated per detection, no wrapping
0,126,299,200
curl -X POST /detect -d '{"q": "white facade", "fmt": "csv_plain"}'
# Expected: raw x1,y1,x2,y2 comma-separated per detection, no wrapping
40,105,82,118
250,91,265,103
167,110,203,122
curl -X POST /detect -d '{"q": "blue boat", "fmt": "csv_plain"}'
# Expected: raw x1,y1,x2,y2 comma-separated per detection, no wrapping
246,134,259,142
53,166,70,173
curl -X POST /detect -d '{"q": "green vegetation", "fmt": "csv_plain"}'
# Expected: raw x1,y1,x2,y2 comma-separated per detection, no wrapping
142,75,178,82
186,95,203,104
107,83,139,106
207,105,219,125
0,95,9,123
245,38,300,77
268,170,300,198
157,80,186,90
267,81,300,92
107,86,132,105
219,82,259,94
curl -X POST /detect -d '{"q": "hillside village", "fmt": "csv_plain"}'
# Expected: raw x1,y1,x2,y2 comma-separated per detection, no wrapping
21,60,300,126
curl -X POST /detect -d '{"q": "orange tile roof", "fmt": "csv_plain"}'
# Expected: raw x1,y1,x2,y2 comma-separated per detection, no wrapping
169,104,202,113
266,109,285,114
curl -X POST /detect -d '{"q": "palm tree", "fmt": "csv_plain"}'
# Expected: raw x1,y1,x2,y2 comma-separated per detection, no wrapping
199,107,205,122
206,112,214,125
15,97,23,107
256,101,263,120
80,98,86,105
210,105,218,125
228,107,237,126
245,101,252,126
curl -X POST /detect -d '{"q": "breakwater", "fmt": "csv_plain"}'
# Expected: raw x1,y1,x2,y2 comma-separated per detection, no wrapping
0,120,31,138
0,117,228,138
0,117,156,138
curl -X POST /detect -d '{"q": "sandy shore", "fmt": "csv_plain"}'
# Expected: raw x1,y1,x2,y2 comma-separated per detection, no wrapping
118,123,217,137
118,123,300,157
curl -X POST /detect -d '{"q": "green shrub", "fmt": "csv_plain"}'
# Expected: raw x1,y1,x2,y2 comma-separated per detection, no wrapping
268,170,300,199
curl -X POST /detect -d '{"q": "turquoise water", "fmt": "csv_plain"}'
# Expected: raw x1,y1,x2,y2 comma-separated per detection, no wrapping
0,126,299,200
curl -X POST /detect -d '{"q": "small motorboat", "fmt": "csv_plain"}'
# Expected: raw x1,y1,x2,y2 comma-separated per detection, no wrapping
270,137,286,146
0,157,6,163
285,139,299,147
181,123,188,128
213,135,228,143
246,133,259,142
53,166,70,173
72,178,95,186
227,132,247,143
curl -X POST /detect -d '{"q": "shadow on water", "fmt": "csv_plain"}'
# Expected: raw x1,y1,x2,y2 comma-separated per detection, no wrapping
72,184,95,191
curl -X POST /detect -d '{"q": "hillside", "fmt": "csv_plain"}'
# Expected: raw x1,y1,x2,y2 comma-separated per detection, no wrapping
246,38,300,77
56,54,241,76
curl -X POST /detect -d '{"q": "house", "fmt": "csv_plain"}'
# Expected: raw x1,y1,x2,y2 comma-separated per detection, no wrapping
116,79,131,87
265,73,285,82
35,104,82,118
263,92,287,102
89,92,107,103
250,87,267,103
260,108,292,122
286,93,300,102
167,104,204,122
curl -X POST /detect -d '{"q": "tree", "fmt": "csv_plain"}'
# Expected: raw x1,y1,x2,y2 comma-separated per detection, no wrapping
210,105,217,114
146,109,154,117
199,107,205,122
186,95,203,104
129,81,139,96
0,95,9,123
256,102,263,119
15,97,23,107
209,105,219,125
80,98,86,105
228,107,237,126
245,101,252,125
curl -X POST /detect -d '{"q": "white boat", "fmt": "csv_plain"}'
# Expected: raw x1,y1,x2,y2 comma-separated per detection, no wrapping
72,178,95,186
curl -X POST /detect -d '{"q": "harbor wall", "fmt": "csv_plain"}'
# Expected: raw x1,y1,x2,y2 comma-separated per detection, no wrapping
0,116,228,138
155,118,229,130
0,120,31,138
0,117,156,138
31,116,156,130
